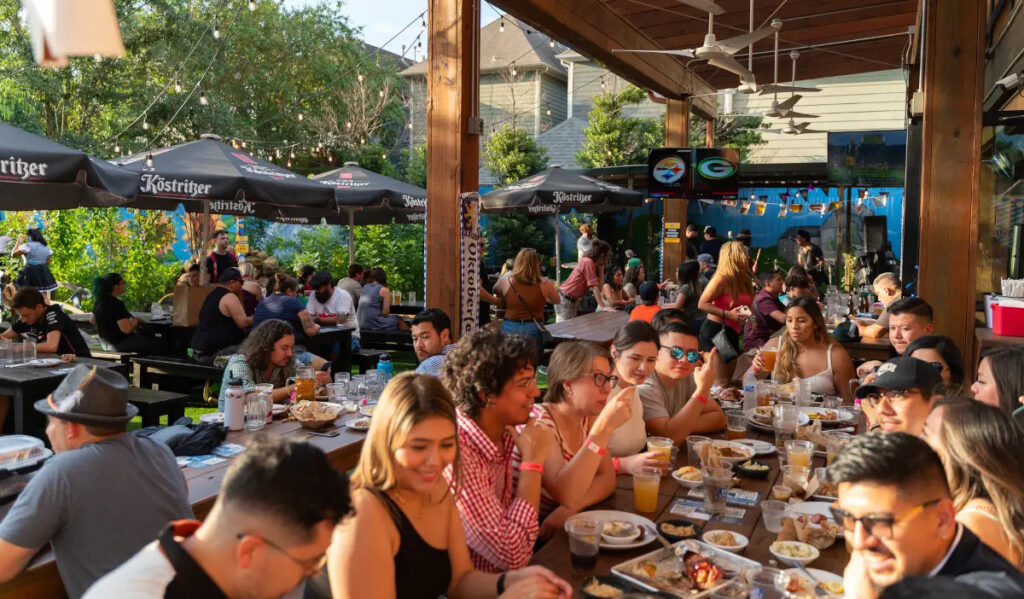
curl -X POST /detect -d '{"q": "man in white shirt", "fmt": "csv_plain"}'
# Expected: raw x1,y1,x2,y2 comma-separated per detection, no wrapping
306,271,359,350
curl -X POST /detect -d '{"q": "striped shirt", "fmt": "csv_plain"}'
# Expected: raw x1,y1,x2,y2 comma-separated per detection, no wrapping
512,404,589,520
444,410,539,573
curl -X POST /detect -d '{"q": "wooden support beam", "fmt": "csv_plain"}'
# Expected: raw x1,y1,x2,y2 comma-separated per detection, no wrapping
488,0,718,117
662,98,689,282
705,118,714,148
917,0,984,361
426,0,480,336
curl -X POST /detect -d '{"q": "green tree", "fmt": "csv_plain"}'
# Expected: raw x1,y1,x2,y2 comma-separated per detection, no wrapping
689,115,768,162
576,85,664,168
403,144,427,188
484,125,549,184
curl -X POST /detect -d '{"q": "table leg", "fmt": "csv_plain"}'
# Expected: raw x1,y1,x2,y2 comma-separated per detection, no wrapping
336,330,352,375
12,389,23,435
168,401,185,425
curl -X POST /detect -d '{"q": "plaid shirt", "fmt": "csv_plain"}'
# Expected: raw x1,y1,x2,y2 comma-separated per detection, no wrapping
444,410,539,573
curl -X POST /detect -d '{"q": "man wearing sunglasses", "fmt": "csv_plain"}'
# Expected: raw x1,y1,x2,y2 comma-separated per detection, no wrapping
638,322,724,444
855,357,941,436
85,436,352,598
828,432,1024,599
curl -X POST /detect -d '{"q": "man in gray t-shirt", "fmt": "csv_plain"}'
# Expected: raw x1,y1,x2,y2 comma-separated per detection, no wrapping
0,366,191,598
637,322,724,444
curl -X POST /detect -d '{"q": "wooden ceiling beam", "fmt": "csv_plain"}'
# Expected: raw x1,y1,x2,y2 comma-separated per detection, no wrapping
489,0,719,117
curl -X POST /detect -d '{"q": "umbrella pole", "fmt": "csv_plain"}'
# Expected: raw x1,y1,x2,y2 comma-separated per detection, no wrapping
555,211,561,286
348,210,355,265
200,200,210,284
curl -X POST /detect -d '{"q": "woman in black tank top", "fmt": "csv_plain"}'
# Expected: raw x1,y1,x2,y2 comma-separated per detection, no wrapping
306,374,571,599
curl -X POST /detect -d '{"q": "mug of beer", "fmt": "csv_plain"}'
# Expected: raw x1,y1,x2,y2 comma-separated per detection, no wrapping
289,365,316,402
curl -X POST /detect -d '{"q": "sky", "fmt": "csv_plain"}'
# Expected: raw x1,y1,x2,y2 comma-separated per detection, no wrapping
284,0,502,61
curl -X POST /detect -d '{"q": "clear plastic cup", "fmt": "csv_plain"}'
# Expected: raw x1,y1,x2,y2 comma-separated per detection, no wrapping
23,339,35,362
726,410,747,440
686,435,711,467
244,392,266,431
825,431,854,466
822,395,842,410
633,467,661,512
785,440,815,469
761,500,788,533
326,383,346,403
647,436,673,473
701,465,733,515
0,339,11,365
781,464,810,491
566,517,600,572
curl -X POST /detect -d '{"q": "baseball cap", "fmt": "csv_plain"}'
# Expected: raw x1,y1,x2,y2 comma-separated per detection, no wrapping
638,281,660,304
219,267,243,283
704,226,717,236
627,257,642,269
855,357,942,398
697,253,715,266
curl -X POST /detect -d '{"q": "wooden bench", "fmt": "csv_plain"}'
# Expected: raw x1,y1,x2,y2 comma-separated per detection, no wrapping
359,330,414,352
131,355,225,391
127,388,187,427
88,346,136,366
354,349,386,373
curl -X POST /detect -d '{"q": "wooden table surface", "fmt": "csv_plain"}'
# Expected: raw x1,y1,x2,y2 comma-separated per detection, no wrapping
837,334,892,362
531,427,851,597
0,412,366,599
547,310,630,345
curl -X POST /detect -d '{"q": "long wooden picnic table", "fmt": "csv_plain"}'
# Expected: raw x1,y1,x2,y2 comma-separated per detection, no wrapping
532,426,854,597
547,310,630,345
0,412,366,599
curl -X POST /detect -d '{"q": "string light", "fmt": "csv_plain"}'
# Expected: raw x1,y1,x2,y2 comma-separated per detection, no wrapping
360,137,366,145
142,119,149,130
93,54,102,63
545,105,551,116
199,91,208,105
549,38,555,48
378,89,384,97
297,113,304,121
114,142,120,153
328,155,333,163
420,17,426,31
357,73,363,83
286,160,292,168
248,0,256,11
213,25,220,39
241,141,246,148
382,153,387,160
346,121,352,129
417,39,422,52
499,17,504,33
290,150,295,159
511,64,517,76
145,153,154,168
174,80,182,94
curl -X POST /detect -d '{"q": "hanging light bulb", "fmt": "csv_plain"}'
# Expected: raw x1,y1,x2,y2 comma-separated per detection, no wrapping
290,150,295,159
549,38,555,48
511,65,517,76
417,39,422,52
328,155,333,163
286,160,292,168
275,148,281,158
297,112,304,121
93,53,102,63
346,121,352,129
381,153,387,160
142,119,149,130
248,0,256,11
114,142,120,153
545,106,551,116
499,17,504,33
145,153,154,168
378,89,384,98
357,73,363,83
407,122,413,129
213,25,220,39
360,137,366,145
420,16,426,31
241,141,246,148
174,80,182,94
199,91,208,105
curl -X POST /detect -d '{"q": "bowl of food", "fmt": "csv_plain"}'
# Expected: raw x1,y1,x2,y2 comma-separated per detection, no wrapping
290,400,343,429
735,459,771,479
601,519,642,545
658,520,701,543
770,540,820,566
672,465,704,488
708,441,755,465
580,575,632,599
701,530,749,553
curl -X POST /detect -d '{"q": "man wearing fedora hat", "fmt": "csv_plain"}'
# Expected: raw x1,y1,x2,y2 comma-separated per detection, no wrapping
0,365,191,598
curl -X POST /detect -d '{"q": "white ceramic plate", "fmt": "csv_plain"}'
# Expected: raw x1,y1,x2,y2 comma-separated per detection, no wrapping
734,438,776,456
780,567,845,597
345,417,371,431
799,406,855,425
785,501,844,538
199,412,224,424
28,358,62,368
564,510,657,550
702,440,756,464
671,467,704,488
744,408,811,431
701,529,749,553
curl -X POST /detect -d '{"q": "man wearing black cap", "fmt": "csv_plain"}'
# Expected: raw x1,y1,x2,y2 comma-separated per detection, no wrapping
699,226,725,264
0,366,191,598
855,356,942,436
190,266,252,364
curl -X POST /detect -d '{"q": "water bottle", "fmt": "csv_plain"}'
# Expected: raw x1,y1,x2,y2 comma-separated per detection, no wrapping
376,353,394,385
742,370,758,412
224,377,245,431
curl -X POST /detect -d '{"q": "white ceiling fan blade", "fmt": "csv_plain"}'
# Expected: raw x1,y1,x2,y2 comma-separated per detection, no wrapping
776,95,802,111
708,55,754,80
741,128,782,134
799,128,827,134
759,84,821,95
717,24,776,56
675,0,725,15
611,48,696,57
783,110,819,119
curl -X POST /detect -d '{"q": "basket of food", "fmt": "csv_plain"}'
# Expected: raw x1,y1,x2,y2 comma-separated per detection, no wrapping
289,400,343,429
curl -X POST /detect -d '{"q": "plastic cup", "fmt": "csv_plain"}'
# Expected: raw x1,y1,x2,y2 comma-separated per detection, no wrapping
822,395,842,410
647,436,673,473
825,431,853,465
755,380,775,407
772,485,793,501
0,339,11,365
726,410,747,440
326,383,346,403
567,517,600,572
334,371,351,387
761,349,778,372
686,435,711,467
710,581,749,598
785,440,815,469
633,467,661,513
781,464,810,491
23,339,35,362
701,465,733,515
761,500,788,533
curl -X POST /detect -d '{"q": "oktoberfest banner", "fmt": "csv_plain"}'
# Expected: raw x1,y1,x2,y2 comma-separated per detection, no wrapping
459,193,481,338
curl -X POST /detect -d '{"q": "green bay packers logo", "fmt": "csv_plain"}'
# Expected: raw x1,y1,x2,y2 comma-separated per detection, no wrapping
652,156,687,185
697,157,736,180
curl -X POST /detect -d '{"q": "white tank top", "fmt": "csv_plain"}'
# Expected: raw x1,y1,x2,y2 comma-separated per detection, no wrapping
801,344,837,395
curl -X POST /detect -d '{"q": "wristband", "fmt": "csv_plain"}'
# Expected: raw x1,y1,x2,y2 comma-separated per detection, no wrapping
519,461,544,473
612,457,621,475
695,393,709,404
583,437,606,456
496,572,506,595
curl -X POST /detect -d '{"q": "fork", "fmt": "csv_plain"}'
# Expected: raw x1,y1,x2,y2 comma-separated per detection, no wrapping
793,562,840,598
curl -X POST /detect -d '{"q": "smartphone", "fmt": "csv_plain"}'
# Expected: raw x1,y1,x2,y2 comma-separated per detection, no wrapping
309,430,339,437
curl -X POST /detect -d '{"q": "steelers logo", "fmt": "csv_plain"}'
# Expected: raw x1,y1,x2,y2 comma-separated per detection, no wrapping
652,156,687,184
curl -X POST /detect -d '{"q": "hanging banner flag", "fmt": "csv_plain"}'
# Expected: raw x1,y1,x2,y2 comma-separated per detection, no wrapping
789,204,804,213
722,199,737,207
810,203,826,215
459,193,481,338
779,204,788,218
828,201,843,212
756,200,767,216
739,201,752,215
699,198,715,206
871,192,889,207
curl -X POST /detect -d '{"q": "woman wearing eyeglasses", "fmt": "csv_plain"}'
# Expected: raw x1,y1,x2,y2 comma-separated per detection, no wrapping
746,296,857,403
310,373,571,599
905,335,965,385
922,397,1024,571
513,341,633,535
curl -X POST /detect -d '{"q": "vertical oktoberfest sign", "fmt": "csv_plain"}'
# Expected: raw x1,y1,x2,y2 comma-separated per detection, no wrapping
459,193,482,338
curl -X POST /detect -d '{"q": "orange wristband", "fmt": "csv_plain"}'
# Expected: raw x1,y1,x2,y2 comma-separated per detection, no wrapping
695,394,709,404
612,457,621,475
519,461,544,473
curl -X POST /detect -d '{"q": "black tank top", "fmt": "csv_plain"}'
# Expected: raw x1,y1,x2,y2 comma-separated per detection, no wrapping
190,287,243,354
303,492,452,599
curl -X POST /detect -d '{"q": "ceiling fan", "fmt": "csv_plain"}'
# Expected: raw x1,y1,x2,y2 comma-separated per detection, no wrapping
764,94,818,119
611,0,779,86
759,118,826,135
758,48,821,96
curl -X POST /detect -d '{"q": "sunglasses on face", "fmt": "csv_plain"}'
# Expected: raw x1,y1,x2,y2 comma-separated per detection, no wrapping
664,346,701,363
830,498,941,540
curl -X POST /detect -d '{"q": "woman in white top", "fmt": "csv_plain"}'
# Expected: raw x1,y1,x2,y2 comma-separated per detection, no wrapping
12,228,57,296
576,223,593,261
747,296,856,402
922,397,1024,570
607,322,663,471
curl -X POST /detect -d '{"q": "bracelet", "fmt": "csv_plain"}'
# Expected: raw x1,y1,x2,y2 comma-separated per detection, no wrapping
519,461,544,473
583,437,606,456
695,393,709,404
496,572,506,595
612,457,621,475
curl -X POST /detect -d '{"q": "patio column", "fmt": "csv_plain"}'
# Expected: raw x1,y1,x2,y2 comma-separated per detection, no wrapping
705,118,715,147
426,0,480,336
917,0,984,358
661,98,689,282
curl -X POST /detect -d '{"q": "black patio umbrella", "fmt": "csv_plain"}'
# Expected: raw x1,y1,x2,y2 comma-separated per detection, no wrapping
116,134,337,221
0,122,139,208
481,166,644,281
312,161,427,225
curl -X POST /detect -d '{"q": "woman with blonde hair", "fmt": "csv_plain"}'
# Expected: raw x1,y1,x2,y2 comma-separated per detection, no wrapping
514,341,633,533
696,241,754,376
312,373,571,599
747,296,856,402
922,397,1024,570
493,248,559,362
237,261,263,316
